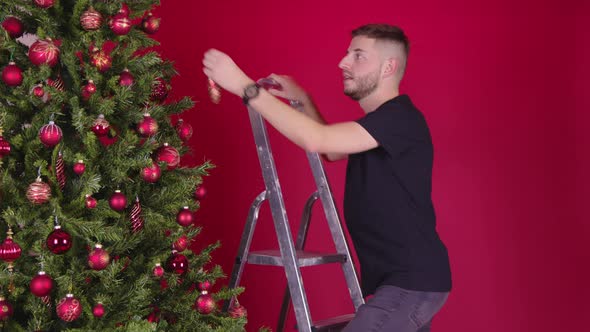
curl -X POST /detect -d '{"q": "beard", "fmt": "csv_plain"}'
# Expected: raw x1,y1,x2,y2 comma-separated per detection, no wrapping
343,69,380,101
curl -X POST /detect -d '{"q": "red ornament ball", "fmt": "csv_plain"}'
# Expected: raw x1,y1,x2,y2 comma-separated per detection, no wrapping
229,301,247,318
150,78,168,102
82,80,96,100
46,226,72,254
0,236,22,263
88,244,110,270
173,235,189,252
0,136,11,158
27,177,51,204
93,302,105,318
141,13,160,34
80,7,103,31
176,207,194,227
56,294,82,322
198,280,212,292
176,119,193,142
194,186,207,200
34,0,54,8
33,84,45,97
39,120,63,147
118,3,131,17
109,190,127,211
85,195,97,209
91,114,110,137
156,143,179,170
195,291,216,314
73,160,85,175
2,16,24,38
119,69,134,86
29,39,60,67
2,62,23,87
166,251,188,275
137,113,158,137
90,48,112,72
153,263,164,278
141,162,161,183
30,271,54,297
0,297,13,321
109,13,132,35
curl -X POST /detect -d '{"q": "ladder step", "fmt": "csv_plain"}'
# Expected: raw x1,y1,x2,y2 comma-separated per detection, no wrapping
248,250,346,267
310,313,355,331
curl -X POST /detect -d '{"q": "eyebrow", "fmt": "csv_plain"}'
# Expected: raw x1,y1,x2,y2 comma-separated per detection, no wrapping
346,48,368,54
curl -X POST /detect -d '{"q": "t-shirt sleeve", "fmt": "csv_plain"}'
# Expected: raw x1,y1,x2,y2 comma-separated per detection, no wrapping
356,108,428,158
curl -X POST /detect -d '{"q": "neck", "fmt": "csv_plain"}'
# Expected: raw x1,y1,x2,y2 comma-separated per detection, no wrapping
359,86,399,113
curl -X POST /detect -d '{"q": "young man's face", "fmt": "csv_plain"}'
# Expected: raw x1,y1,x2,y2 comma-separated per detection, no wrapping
338,36,383,101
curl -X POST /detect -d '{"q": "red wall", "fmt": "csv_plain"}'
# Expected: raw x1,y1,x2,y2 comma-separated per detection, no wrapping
154,1,589,331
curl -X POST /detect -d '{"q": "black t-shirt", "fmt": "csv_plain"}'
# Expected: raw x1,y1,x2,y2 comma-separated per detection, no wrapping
344,95,452,295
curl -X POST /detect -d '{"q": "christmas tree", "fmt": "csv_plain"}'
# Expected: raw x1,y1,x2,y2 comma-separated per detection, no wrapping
0,0,246,330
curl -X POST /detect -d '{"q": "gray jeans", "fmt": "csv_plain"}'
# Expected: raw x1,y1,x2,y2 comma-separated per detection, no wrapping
342,285,449,332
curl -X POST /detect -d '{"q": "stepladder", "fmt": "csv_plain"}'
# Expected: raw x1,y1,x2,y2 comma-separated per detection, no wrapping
223,78,364,331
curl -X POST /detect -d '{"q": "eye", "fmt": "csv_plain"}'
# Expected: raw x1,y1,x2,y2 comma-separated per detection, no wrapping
354,53,364,60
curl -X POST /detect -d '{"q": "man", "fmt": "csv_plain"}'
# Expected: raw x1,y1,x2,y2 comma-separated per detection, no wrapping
203,24,451,332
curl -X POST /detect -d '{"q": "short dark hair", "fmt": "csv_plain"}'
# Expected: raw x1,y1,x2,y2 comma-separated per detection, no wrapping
352,24,409,77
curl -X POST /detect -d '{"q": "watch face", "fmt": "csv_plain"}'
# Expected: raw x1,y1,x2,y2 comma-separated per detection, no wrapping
245,84,259,98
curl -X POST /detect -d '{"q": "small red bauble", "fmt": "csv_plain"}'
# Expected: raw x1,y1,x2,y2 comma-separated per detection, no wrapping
176,119,193,142
91,114,110,137
176,207,194,227
2,16,24,38
137,113,158,137
73,160,85,175
229,300,247,318
119,69,134,86
150,78,168,102
2,62,23,87
0,232,22,263
156,143,179,170
33,84,45,97
56,294,82,322
153,263,164,278
109,13,132,35
195,291,216,314
46,225,72,254
194,186,207,200
80,7,103,31
173,235,189,252
141,12,160,34
88,244,110,270
141,162,161,183
85,194,97,209
30,271,54,297
0,135,11,158
34,0,54,8
29,39,60,67
93,302,105,318
166,250,188,275
27,177,51,204
90,47,112,72
118,3,130,16
39,120,63,147
109,190,127,211
82,80,96,100
198,280,211,292
0,297,13,321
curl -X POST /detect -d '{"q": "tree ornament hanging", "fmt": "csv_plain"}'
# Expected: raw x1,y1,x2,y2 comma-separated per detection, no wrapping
0,130,11,158
2,62,23,87
85,194,97,209
229,299,247,318
208,78,221,104
39,120,63,147
141,161,161,183
46,225,72,254
32,84,45,98
0,296,13,321
194,186,207,200
56,294,82,322
150,78,168,102
156,143,180,170
0,228,22,271
33,0,54,8
30,271,54,297
195,290,216,314
118,3,131,16
73,160,85,175
176,207,194,227
47,76,65,91
91,114,110,137
88,244,110,270
27,176,51,204
166,250,188,275
173,235,189,252
141,12,161,34
56,150,66,191
176,119,193,142
90,47,112,72
153,263,164,278
109,190,127,211
29,39,60,67
93,302,105,318
80,7,103,31
129,197,144,233
137,113,158,137
2,16,24,38
109,13,132,35
82,80,97,100
119,68,134,86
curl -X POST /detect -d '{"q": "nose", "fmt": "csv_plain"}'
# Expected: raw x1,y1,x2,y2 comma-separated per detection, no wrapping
338,55,350,70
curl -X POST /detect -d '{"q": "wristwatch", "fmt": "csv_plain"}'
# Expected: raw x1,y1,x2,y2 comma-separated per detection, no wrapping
242,83,261,105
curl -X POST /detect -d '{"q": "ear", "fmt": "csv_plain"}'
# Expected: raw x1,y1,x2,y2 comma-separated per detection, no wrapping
382,58,398,78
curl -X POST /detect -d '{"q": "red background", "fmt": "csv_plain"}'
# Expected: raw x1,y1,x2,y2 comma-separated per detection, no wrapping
154,1,589,331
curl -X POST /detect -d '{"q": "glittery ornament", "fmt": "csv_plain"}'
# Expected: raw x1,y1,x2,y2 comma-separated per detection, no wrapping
156,143,179,170
129,197,144,233
80,7,103,31
90,47,112,72
56,294,82,322
56,151,66,191
137,113,158,137
91,114,110,137
229,299,247,318
109,190,127,211
30,271,53,297
38,120,63,147
195,291,216,314
208,78,221,104
88,244,110,270
141,12,160,34
176,207,194,227
2,16,24,38
27,177,51,204
141,161,161,183
29,39,60,67
46,225,72,254
2,62,23,87
176,119,193,142
150,78,168,102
